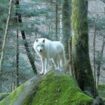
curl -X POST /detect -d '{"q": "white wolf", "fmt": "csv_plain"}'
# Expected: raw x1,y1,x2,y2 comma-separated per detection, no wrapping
33,38,66,74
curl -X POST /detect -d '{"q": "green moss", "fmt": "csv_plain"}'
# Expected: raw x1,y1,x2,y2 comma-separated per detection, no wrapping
0,84,24,105
0,93,9,101
22,94,33,105
0,71,93,105
32,71,93,105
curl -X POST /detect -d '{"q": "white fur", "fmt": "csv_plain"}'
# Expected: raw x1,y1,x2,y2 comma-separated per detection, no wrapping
33,38,66,74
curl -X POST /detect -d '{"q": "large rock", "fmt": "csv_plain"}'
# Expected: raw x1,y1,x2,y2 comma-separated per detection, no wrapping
0,93,9,101
0,71,93,105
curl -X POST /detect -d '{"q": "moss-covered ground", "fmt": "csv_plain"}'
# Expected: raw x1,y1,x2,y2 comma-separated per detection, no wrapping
0,84,24,105
0,93,9,101
31,71,93,105
0,71,93,105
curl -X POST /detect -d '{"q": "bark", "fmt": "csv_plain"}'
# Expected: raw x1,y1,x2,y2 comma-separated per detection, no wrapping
71,0,97,97
62,0,71,58
93,19,97,87
15,0,37,74
16,23,19,87
0,0,13,72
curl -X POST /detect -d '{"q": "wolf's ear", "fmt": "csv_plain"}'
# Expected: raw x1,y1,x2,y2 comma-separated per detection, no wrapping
43,39,45,43
36,39,38,42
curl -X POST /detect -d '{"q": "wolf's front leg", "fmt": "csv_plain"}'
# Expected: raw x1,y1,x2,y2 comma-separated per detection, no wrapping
40,58,45,75
44,59,48,74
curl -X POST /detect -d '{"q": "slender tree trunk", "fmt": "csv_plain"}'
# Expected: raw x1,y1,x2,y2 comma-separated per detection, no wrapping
96,9,105,86
97,36,105,85
55,0,58,40
15,0,37,74
16,21,19,87
0,0,13,72
93,19,97,87
71,0,97,97
62,0,71,58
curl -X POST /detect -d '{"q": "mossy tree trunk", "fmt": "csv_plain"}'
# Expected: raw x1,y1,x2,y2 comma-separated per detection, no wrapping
71,0,97,97
62,0,71,58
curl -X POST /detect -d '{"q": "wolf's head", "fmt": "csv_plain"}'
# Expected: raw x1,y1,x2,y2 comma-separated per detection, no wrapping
33,38,46,54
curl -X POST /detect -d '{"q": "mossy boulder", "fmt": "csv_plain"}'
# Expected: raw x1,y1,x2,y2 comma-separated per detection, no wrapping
0,76,40,105
0,71,93,105
0,93,9,101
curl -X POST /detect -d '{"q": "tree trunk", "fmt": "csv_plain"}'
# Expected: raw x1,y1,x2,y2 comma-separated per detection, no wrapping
71,0,97,97
97,36,105,85
62,0,71,58
16,23,19,87
55,0,58,40
15,0,37,74
93,19,97,87
0,0,13,72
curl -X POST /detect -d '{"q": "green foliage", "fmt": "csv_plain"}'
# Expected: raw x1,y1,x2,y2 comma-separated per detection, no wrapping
32,71,93,105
